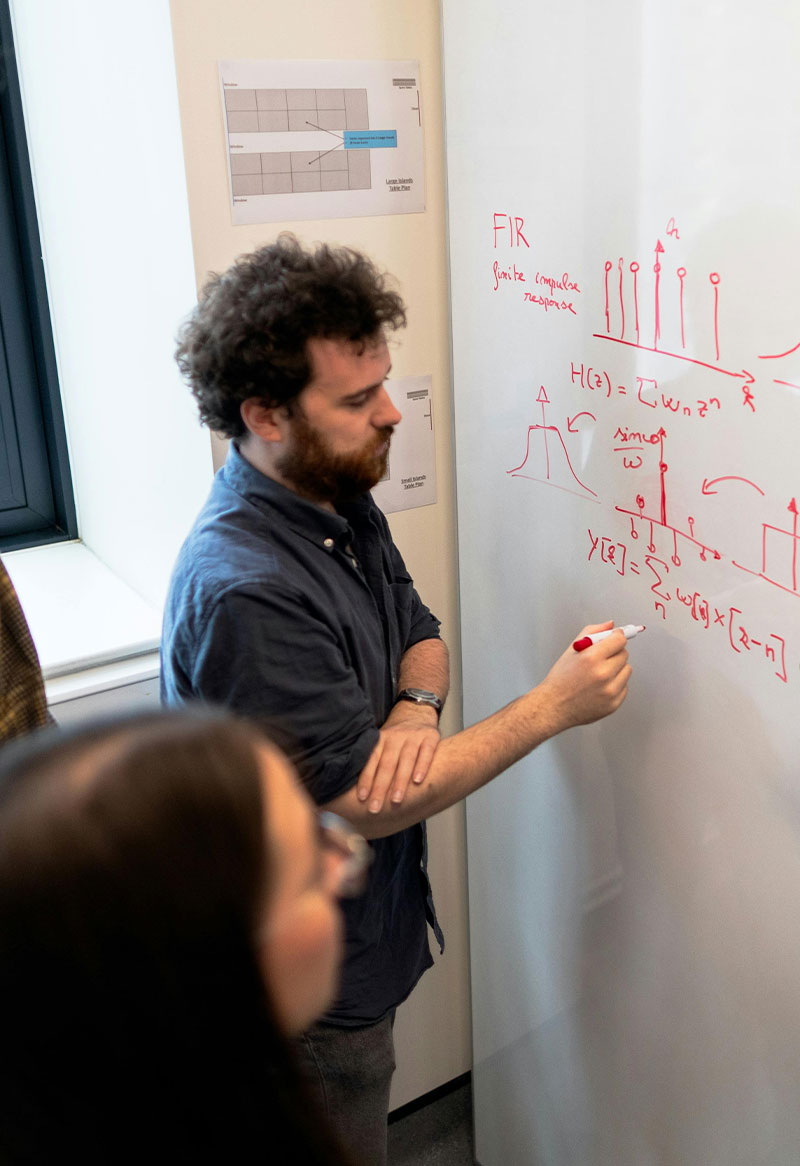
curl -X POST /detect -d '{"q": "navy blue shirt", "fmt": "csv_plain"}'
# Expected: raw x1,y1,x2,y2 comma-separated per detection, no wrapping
161,444,443,1024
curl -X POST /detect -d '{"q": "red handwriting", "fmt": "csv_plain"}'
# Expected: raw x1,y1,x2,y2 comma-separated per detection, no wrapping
614,426,722,565
506,387,598,498
614,425,666,446
677,266,686,348
630,261,640,343
612,424,662,471
492,261,526,291
710,272,721,362
592,333,755,396
653,240,664,349
523,292,576,314
604,261,612,332
634,376,721,418
614,433,800,601
493,213,530,248
566,411,596,432
701,476,764,497
536,271,580,295
587,527,791,683
601,241,730,368
660,392,722,418
570,362,722,419
731,497,800,599
758,338,800,360
571,361,612,395
756,338,800,392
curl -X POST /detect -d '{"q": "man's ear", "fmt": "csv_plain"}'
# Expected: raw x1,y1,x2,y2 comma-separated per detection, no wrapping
240,398,288,443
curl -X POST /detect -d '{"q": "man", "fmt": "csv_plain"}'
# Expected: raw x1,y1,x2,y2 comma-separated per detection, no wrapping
161,234,631,1165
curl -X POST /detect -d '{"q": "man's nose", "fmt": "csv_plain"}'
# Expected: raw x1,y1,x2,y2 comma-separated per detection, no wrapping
373,385,402,427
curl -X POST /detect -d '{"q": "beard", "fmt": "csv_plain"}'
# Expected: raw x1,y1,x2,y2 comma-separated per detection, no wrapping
275,406,393,507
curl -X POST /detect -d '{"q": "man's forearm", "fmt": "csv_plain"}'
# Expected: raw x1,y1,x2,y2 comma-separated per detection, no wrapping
327,684,562,837
393,638,450,712
324,629,631,839
352,637,450,809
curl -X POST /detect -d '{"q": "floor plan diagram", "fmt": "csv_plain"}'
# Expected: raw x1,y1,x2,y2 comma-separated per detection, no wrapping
219,60,425,224
224,88,374,196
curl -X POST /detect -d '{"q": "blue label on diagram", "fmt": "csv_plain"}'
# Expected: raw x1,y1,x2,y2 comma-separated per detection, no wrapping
343,130,398,150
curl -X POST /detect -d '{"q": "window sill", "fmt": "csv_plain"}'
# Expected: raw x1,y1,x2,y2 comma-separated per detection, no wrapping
4,540,162,680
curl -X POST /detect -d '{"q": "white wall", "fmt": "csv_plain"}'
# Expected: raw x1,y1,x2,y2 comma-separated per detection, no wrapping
168,0,470,1109
7,0,213,675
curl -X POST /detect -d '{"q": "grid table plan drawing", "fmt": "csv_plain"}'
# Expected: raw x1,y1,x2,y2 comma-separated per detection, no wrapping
224,88,372,196
219,60,425,225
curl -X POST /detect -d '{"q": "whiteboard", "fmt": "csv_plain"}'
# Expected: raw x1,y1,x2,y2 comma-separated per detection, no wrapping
442,2,800,1162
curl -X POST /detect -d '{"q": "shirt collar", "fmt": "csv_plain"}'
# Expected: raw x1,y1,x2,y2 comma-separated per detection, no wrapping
221,442,362,549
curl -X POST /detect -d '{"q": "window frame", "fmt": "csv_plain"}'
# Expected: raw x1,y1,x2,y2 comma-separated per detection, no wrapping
0,0,76,551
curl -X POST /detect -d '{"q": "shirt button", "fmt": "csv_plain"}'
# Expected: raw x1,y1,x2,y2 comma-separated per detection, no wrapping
323,538,334,550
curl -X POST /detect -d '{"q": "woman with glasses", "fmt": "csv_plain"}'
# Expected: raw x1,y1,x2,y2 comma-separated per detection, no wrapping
0,707,371,1164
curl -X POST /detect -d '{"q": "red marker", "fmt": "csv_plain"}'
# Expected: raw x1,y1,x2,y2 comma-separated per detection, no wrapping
573,624,646,652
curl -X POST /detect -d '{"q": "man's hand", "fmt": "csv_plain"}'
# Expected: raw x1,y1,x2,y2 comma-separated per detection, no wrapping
356,703,441,814
539,620,631,732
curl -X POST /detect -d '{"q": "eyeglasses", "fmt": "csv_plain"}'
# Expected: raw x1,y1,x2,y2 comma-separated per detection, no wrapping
317,811,373,898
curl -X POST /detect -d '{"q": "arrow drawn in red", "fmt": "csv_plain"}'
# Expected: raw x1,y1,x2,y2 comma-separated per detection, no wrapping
701,475,765,496
567,412,597,432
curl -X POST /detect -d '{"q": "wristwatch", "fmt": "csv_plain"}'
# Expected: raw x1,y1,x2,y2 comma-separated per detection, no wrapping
396,687,443,718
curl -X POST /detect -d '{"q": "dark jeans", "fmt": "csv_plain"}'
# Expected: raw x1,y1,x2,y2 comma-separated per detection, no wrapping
295,1011,396,1166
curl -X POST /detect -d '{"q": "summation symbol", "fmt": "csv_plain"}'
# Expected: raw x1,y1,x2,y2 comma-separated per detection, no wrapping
507,385,598,500
587,524,790,684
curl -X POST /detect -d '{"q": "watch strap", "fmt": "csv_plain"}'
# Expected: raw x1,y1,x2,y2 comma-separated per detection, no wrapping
396,687,443,716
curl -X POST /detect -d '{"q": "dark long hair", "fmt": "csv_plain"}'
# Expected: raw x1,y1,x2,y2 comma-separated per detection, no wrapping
0,708,346,1164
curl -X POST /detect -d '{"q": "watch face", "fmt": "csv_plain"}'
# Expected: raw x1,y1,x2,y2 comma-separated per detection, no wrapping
398,688,442,710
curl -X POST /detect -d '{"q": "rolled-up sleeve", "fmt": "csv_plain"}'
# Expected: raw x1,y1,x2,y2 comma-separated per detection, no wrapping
380,516,441,653
192,586,379,805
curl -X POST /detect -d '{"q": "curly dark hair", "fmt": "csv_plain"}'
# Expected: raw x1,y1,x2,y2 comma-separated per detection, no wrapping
175,233,407,438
